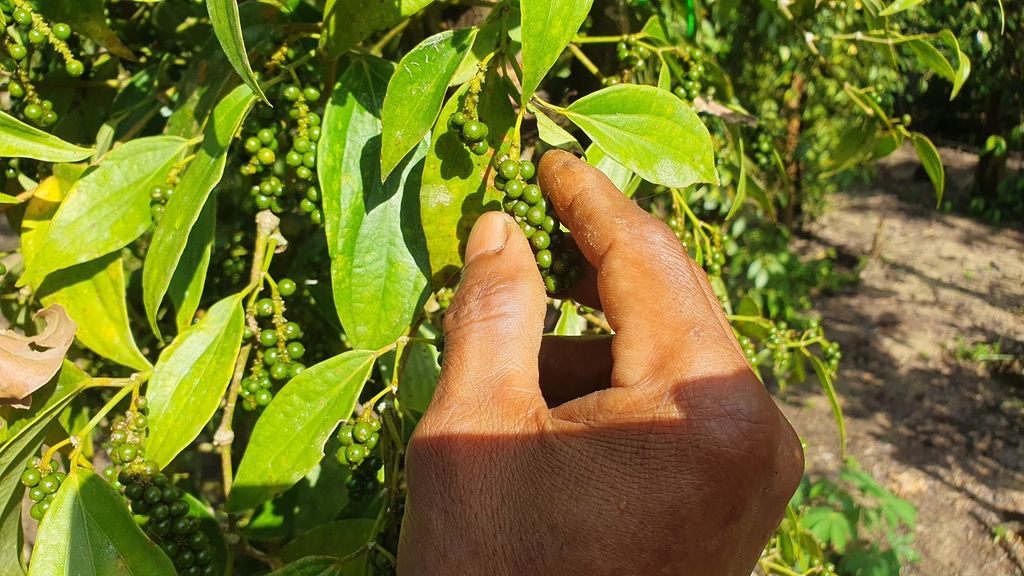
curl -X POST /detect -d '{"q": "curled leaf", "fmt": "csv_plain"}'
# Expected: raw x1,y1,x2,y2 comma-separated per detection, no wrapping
0,305,77,408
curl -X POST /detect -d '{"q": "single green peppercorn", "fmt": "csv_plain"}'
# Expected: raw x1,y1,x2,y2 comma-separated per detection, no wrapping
526,206,545,227
270,362,290,381
283,322,302,340
23,104,43,121
505,179,524,199
21,468,41,487
498,159,519,180
531,230,551,250
255,389,273,406
449,112,468,128
469,140,489,155
8,81,24,99
257,148,276,165
27,29,45,44
263,348,281,366
461,120,488,142
522,184,542,205
283,85,300,101
278,278,296,296
13,8,33,25
256,298,275,317
286,341,305,359
303,86,321,101
8,44,27,61
52,23,72,40
353,421,373,443
259,329,277,347
65,60,85,77
519,161,536,180
536,250,553,269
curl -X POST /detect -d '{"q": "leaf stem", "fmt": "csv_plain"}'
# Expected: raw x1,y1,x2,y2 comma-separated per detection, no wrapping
568,43,603,80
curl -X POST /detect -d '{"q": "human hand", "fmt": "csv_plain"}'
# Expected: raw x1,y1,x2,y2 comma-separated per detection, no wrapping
398,150,804,575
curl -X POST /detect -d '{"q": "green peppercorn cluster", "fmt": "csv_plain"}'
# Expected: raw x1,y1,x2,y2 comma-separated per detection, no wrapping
150,185,175,224
335,412,382,469
1,1,80,127
240,279,306,410
118,461,216,574
671,47,707,102
21,457,66,520
109,396,150,467
238,71,324,224
493,154,582,293
752,131,775,170
448,112,490,156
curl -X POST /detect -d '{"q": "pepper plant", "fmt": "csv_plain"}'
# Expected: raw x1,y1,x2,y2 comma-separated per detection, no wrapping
0,0,971,574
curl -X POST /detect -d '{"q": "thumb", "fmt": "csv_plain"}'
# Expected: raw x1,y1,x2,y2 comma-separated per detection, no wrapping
430,211,549,428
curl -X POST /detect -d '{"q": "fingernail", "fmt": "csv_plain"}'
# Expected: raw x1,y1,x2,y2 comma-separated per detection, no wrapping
465,212,510,264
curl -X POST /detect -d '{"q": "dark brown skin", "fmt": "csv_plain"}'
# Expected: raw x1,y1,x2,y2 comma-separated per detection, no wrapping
397,150,804,575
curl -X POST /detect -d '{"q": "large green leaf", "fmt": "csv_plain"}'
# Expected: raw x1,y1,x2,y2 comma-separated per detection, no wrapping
321,0,434,58
226,350,376,512
206,0,270,104
910,131,944,205
519,0,594,104
39,255,151,372
146,293,246,468
564,85,716,188
21,136,189,286
802,506,854,553
321,57,431,349
143,85,256,339
266,557,348,576
419,78,516,288
380,28,477,179
0,363,91,576
0,111,93,162
28,470,176,576
168,197,216,332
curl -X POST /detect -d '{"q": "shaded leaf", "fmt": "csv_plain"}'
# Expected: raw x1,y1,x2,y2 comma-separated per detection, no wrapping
28,470,176,576
321,57,431,349
143,85,256,339
321,0,434,58
146,293,245,468
419,78,515,288
206,0,270,104
532,106,583,154
281,519,375,563
35,0,134,61
519,0,594,103
584,144,639,197
266,556,348,576
39,255,151,372
226,350,376,512
0,110,93,163
564,85,716,188
910,131,944,205
0,363,91,576
0,306,76,408
381,28,477,179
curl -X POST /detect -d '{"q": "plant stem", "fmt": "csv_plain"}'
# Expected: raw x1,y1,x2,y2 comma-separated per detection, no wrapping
215,210,279,499
371,18,411,56
568,44,602,79
69,378,143,462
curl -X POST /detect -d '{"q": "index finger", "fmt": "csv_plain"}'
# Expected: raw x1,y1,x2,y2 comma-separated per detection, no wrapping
538,149,746,383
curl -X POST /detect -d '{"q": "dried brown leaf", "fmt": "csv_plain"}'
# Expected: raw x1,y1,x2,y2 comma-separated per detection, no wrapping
0,304,77,408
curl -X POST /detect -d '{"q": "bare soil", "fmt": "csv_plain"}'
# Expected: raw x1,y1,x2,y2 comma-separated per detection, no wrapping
780,144,1024,575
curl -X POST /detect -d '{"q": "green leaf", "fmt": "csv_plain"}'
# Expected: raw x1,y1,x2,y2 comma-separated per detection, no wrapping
906,39,954,81
419,79,516,288
910,131,944,206
802,506,854,553
584,143,639,197
553,301,583,336
564,85,717,188
0,363,91,576
168,197,216,333
146,293,246,468
381,28,477,179
28,469,176,576
0,111,93,163
281,519,376,563
321,57,431,349
531,106,583,154
226,350,377,512
321,0,434,58
23,136,190,287
519,0,594,104
806,350,846,458
397,326,440,415
35,0,134,61
38,254,151,372
878,0,924,16
266,557,348,576
206,0,270,105
936,30,971,99
143,85,256,339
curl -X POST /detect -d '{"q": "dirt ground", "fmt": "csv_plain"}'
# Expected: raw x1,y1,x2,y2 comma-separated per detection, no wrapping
780,144,1024,575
